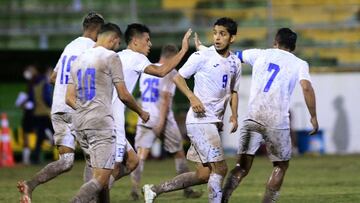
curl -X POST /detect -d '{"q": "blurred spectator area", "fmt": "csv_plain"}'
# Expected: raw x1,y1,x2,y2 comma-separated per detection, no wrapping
0,0,359,69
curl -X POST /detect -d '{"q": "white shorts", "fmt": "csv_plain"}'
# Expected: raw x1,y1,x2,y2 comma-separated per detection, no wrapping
237,120,292,162
186,123,225,163
51,113,76,149
77,129,116,169
135,118,183,153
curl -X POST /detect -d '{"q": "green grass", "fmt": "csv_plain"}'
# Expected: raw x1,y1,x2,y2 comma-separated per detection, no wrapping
1,155,360,202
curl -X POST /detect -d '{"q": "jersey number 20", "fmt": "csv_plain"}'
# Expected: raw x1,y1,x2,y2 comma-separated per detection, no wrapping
142,78,159,102
263,63,280,92
77,68,96,101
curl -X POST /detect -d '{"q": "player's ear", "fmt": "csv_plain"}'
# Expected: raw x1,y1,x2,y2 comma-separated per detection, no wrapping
230,35,236,44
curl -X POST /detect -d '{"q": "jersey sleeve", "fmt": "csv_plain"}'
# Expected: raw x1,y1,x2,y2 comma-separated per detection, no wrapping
135,53,152,73
178,51,204,79
238,49,264,66
161,70,177,95
230,61,242,92
108,54,125,84
53,53,64,72
298,61,312,83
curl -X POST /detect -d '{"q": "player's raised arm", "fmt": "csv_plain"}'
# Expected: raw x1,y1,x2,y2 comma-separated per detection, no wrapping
300,79,318,135
144,29,192,77
194,32,208,51
173,73,205,113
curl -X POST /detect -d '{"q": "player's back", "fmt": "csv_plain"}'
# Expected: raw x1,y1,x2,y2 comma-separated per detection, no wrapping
243,48,310,129
138,67,177,127
52,37,95,114
71,46,122,131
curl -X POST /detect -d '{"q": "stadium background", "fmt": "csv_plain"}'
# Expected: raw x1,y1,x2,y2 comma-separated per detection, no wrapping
1,0,359,155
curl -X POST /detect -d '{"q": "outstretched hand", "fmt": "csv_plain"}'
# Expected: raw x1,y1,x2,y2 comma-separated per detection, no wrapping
194,32,203,51
181,28,193,52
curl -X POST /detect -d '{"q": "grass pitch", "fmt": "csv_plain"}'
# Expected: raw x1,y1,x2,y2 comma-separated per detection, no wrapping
1,155,360,203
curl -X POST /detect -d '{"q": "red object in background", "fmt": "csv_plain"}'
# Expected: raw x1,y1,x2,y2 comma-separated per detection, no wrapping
0,113,15,167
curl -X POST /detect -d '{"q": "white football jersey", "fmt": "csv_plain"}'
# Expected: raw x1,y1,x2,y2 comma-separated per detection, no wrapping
111,49,152,132
137,65,177,128
179,46,242,124
238,48,311,129
51,37,95,114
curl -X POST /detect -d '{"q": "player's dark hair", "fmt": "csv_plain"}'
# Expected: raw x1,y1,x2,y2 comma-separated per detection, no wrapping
82,11,105,30
160,44,179,58
214,17,238,36
98,23,122,38
124,23,151,45
275,28,297,51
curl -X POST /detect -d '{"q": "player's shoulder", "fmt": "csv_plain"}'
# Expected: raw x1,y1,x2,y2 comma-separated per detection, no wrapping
118,49,146,59
65,37,95,50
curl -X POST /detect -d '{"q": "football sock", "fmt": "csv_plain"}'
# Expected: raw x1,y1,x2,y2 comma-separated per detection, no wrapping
70,178,102,203
152,171,205,195
27,153,74,192
208,173,223,203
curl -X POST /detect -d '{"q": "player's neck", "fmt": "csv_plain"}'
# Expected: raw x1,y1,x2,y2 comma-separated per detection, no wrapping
82,30,96,41
215,48,230,58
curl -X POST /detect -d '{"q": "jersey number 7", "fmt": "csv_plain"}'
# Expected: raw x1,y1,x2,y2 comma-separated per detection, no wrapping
263,63,280,92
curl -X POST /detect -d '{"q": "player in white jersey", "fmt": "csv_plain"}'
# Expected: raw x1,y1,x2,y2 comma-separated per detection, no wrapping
17,12,104,203
106,23,192,188
130,44,202,200
143,17,242,203
66,23,149,203
219,28,319,203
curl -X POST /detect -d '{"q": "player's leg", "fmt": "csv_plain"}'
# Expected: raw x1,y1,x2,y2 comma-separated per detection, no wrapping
71,129,116,203
143,162,210,203
18,113,75,202
222,120,264,203
164,119,203,198
130,125,156,199
262,128,292,203
222,154,254,203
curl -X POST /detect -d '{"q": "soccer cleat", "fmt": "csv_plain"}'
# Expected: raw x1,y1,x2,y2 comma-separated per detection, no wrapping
142,184,157,203
184,189,203,199
17,181,32,203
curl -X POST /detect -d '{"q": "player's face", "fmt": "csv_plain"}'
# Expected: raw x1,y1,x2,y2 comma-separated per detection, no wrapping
136,32,152,56
213,25,235,53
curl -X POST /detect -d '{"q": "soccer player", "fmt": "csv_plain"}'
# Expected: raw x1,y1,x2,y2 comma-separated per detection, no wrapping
130,44,202,200
143,17,242,203
220,28,319,203
17,12,104,203
65,22,149,203
108,23,192,185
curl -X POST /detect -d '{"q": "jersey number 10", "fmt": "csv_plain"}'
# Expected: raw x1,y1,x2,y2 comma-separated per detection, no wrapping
77,68,96,101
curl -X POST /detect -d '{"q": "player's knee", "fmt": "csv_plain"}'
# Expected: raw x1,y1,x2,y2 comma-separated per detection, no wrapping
215,162,228,177
59,153,75,171
127,156,139,172
233,165,249,177
273,161,289,171
196,167,211,183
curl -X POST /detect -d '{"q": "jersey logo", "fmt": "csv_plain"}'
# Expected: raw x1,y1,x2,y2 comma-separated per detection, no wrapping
213,64,220,68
